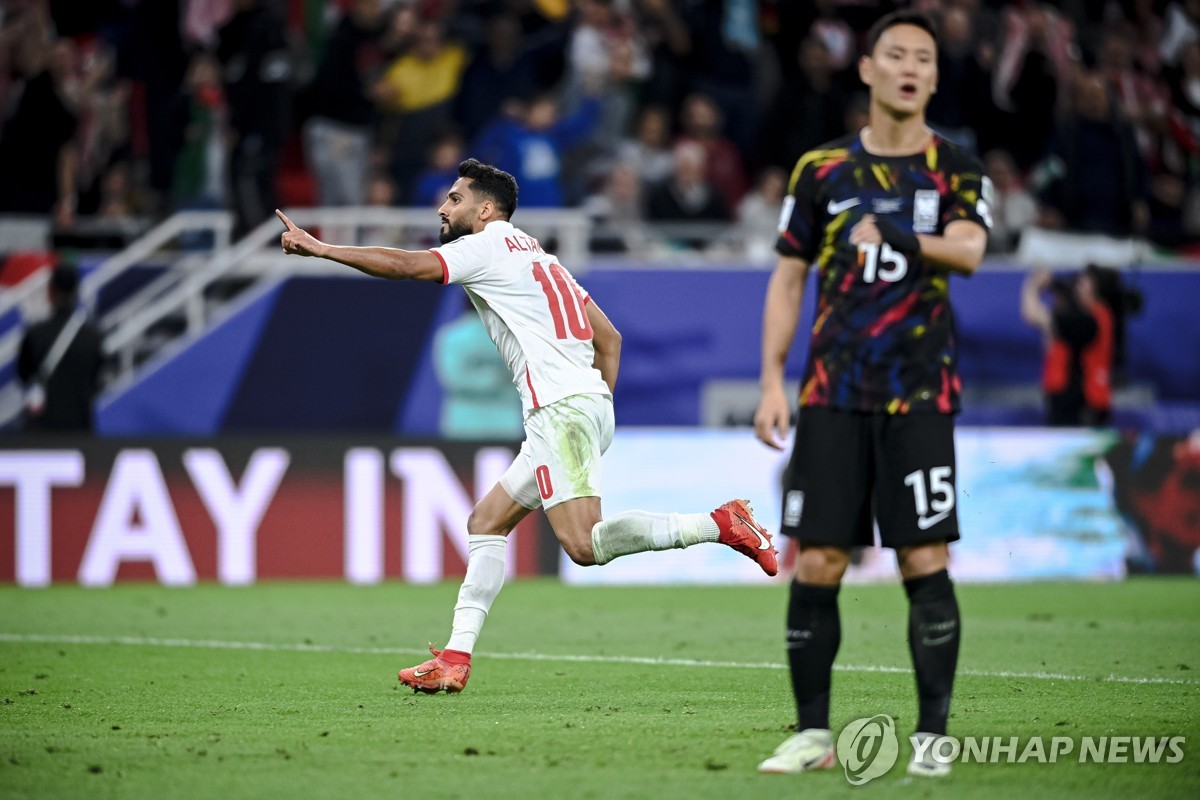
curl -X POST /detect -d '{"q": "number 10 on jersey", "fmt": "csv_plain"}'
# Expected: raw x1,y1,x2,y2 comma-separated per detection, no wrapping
533,261,592,340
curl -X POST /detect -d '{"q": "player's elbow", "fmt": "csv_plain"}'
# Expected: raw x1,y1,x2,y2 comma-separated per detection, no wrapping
965,241,987,274
594,322,622,357
945,226,988,275
607,326,623,356
951,235,987,275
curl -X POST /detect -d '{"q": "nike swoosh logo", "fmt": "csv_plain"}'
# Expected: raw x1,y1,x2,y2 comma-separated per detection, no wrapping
734,511,772,550
827,197,861,215
917,510,951,530
921,632,956,646
412,668,434,677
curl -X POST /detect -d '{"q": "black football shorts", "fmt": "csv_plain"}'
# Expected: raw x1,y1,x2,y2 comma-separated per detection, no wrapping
779,406,960,548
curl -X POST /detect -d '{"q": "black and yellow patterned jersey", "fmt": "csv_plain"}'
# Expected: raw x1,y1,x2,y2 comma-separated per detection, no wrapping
775,132,992,414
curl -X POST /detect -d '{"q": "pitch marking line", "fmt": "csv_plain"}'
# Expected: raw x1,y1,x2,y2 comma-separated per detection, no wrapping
1,633,1197,687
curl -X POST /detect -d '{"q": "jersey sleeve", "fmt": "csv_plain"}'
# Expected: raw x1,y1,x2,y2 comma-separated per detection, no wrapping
774,154,819,261
431,232,494,286
943,151,994,233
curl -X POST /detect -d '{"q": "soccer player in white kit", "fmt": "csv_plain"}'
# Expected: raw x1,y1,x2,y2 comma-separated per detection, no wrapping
276,159,777,694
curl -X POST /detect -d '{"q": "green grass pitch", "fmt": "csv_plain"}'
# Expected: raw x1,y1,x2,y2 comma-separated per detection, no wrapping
1,578,1197,799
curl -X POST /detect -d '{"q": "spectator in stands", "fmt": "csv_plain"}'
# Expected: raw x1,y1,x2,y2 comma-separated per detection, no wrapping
809,0,857,73
71,42,133,221
564,0,652,157
301,0,388,208
472,91,602,207
357,173,407,247
631,0,691,109
677,91,749,211
1107,0,1166,78
413,132,467,209
991,3,1075,170
949,0,1001,51
735,165,787,262
1096,24,1168,166
645,140,728,249
216,0,292,235
16,0,1200,265
95,161,139,223
17,263,104,433
453,13,538,142
615,103,675,188
1160,0,1200,67
926,5,996,153
582,161,648,254
761,36,852,171
0,14,78,224
172,51,227,212
374,17,468,201
1034,69,1150,238
679,0,763,161
1158,38,1200,246
983,148,1038,254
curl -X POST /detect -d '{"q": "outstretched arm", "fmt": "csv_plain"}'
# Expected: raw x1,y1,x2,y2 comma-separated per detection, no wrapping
276,210,444,282
586,299,621,394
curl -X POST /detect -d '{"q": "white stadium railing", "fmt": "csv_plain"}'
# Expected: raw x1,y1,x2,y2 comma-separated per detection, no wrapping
3,204,1196,432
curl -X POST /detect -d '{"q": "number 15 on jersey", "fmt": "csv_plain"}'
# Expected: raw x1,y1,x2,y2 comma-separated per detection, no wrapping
857,243,909,284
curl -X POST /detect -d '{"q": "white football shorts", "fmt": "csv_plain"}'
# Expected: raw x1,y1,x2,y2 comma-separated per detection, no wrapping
499,392,614,510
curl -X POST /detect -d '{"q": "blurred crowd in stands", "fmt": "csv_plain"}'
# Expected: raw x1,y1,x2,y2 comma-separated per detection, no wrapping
2,0,1200,257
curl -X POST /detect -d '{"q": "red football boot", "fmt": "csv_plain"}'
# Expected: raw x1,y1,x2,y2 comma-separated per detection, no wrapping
711,499,779,576
398,645,472,694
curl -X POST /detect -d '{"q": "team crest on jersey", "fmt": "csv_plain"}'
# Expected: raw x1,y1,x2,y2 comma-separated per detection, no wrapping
784,490,805,527
912,190,940,233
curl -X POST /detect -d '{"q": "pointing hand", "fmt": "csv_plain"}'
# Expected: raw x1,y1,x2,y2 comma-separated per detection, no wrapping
276,209,325,257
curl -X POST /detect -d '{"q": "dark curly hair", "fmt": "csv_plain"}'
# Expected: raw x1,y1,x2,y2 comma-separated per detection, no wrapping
458,158,519,218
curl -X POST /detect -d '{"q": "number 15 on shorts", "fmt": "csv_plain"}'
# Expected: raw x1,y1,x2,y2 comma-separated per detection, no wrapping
904,466,954,531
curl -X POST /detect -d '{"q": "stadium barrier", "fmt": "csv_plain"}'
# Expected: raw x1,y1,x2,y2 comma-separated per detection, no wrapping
4,428,1192,586
93,269,1200,436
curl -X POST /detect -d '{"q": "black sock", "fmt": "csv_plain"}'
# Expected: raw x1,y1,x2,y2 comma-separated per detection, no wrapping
786,581,841,731
904,569,961,735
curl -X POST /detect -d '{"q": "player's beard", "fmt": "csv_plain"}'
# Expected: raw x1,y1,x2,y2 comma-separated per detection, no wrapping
439,218,472,244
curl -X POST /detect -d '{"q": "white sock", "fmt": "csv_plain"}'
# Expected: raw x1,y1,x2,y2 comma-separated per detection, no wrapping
590,510,720,565
444,534,507,653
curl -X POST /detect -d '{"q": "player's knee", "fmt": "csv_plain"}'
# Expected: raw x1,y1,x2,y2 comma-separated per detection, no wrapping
897,542,948,579
560,534,596,567
466,509,506,537
794,545,850,583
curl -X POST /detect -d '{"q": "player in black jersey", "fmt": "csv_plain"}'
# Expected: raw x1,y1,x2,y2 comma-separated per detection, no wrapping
754,9,992,777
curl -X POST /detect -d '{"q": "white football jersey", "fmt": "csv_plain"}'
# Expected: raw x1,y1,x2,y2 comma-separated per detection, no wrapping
430,220,610,416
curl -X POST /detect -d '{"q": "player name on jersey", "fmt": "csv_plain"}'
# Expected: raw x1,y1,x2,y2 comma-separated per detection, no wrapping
504,234,544,254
